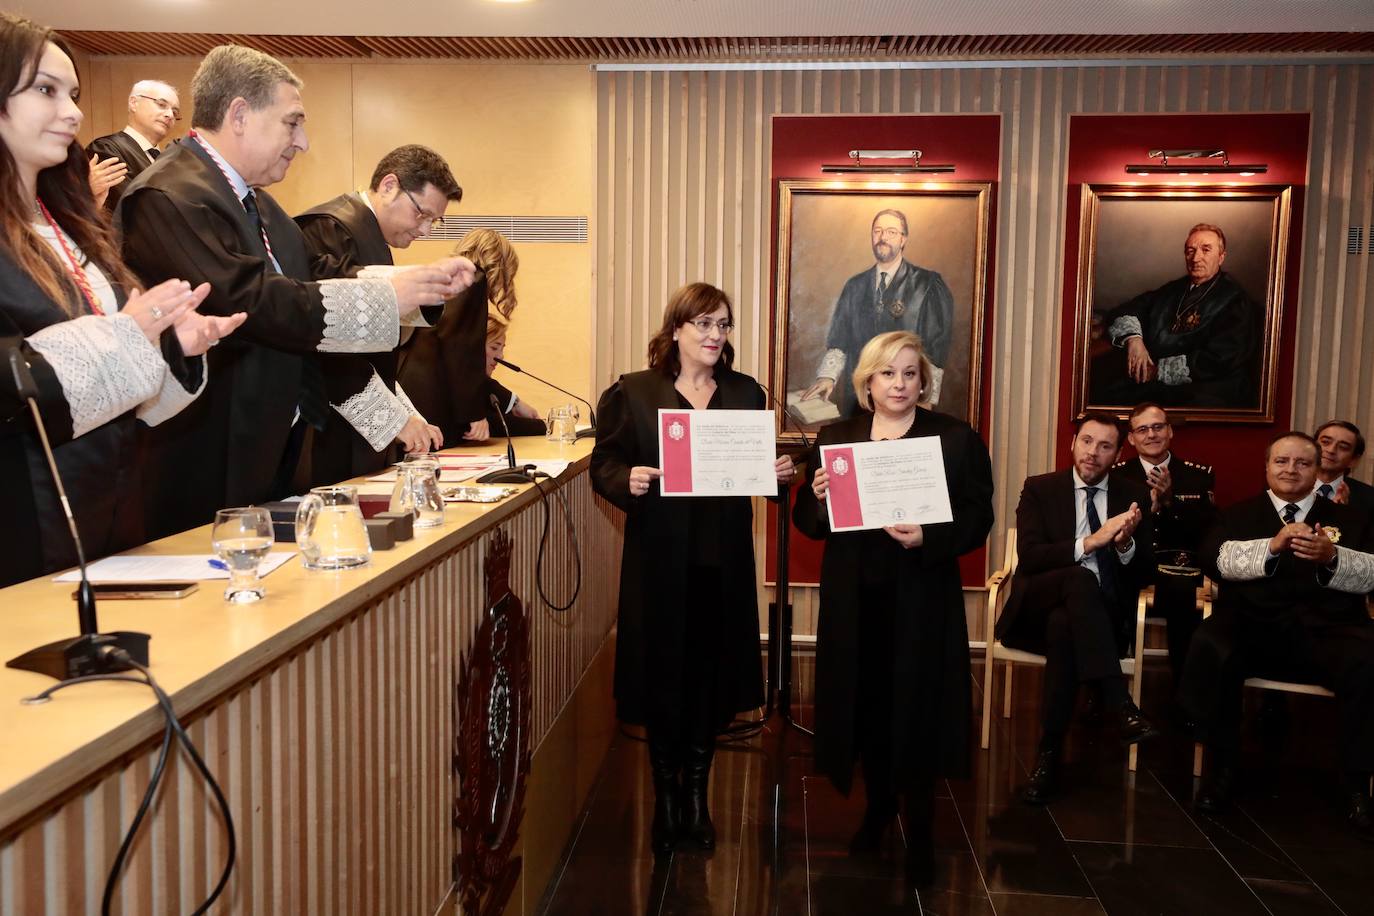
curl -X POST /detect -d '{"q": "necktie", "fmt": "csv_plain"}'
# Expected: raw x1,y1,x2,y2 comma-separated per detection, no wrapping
146,147,160,160
1084,486,1119,596
876,271,888,306
242,191,328,429
1282,503,1299,523
1317,483,1333,500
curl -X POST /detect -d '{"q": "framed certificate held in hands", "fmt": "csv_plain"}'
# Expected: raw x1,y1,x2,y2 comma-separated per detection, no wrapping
821,437,954,532
658,409,777,497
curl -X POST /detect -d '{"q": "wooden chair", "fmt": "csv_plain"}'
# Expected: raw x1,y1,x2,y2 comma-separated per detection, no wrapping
981,528,1150,770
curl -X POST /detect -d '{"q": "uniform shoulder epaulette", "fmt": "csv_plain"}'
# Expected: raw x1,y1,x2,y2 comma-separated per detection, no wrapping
1113,459,1128,468
1181,459,1212,473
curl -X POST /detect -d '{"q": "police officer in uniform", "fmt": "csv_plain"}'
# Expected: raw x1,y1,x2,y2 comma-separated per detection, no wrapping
1114,403,1217,685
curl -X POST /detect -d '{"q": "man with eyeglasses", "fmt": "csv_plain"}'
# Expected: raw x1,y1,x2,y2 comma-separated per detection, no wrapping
86,79,181,211
295,145,470,484
1113,402,1217,687
1180,432,1374,839
800,208,954,419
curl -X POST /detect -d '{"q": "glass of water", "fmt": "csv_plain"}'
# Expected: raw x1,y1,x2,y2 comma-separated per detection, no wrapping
211,507,275,603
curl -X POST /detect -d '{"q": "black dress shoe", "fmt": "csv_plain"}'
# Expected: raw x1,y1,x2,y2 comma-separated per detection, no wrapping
1116,700,1161,746
1021,749,1060,806
1348,791,1373,841
1195,763,1236,815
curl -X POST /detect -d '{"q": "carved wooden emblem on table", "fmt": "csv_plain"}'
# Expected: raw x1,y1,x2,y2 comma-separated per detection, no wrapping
454,528,532,915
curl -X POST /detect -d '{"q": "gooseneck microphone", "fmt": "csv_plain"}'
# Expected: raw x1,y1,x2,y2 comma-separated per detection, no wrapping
476,393,538,484
4,347,150,681
494,357,597,439
757,382,812,450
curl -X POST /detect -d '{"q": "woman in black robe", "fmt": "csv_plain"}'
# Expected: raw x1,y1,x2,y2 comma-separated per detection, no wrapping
793,330,994,891
0,14,242,585
591,282,795,854
482,312,545,437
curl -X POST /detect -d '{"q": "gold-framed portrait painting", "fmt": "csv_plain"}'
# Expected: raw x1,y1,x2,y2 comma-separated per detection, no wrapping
772,180,993,439
1071,183,1292,423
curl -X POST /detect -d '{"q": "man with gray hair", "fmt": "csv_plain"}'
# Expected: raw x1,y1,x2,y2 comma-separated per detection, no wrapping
118,44,475,537
87,79,181,210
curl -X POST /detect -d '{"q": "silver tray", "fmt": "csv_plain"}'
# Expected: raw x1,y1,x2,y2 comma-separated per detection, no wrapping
442,485,519,503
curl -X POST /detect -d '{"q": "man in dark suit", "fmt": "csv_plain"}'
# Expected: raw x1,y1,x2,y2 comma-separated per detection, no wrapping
118,45,472,537
295,144,465,485
86,79,180,211
798,208,954,417
1314,419,1374,513
998,412,1160,804
1180,432,1374,838
1114,402,1217,684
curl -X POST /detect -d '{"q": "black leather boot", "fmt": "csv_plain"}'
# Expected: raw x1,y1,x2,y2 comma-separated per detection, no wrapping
681,740,716,849
648,733,681,855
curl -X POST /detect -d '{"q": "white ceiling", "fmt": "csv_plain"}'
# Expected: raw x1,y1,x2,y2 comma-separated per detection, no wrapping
20,0,1374,39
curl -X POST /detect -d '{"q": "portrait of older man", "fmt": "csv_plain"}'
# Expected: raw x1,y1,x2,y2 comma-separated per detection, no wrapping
1090,222,1262,409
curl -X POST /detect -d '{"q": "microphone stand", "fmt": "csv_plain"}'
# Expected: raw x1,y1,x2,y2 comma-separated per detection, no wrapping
493,357,597,439
476,393,538,484
5,349,149,681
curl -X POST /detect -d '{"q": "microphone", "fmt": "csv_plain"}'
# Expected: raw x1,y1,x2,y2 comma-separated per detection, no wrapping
476,393,537,484
4,347,150,681
494,357,597,439
757,382,812,450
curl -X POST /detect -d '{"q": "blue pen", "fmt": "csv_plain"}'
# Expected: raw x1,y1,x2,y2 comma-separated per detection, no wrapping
208,558,228,571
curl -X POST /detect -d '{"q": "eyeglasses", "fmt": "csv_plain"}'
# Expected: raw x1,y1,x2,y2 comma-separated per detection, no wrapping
1131,422,1169,435
688,317,733,335
135,95,181,122
871,227,905,240
401,186,444,230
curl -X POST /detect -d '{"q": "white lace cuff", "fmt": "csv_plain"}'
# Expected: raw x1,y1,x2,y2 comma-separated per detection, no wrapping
393,380,426,424
1108,315,1143,347
317,278,400,353
26,313,164,438
923,363,944,407
1157,355,1191,386
137,355,207,428
357,265,436,327
817,348,845,381
1216,538,1272,580
332,370,411,452
1328,546,1374,594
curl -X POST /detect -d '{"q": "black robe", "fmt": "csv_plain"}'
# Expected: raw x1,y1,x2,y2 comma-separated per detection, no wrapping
1092,271,1260,408
394,280,489,445
296,193,402,484
119,139,373,536
792,409,994,791
0,249,195,585
487,378,546,438
86,130,154,213
589,367,768,729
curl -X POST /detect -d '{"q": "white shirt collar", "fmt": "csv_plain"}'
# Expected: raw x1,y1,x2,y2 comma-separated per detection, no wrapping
1317,474,1345,495
1072,468,1110,493
1267,489,1317,519
122,125,158,155
1138,453,1172,474
192,133,251,201
357,188,378,215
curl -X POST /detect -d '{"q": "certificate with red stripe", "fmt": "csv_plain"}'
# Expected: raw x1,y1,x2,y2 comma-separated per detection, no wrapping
820,437,953,532
658,409,776,497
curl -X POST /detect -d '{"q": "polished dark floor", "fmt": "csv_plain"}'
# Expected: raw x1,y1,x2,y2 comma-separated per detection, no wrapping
535,656,1373,915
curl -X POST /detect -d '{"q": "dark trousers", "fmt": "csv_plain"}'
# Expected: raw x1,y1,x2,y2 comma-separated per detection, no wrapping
1179,610,1374,773
1003,566,1129,746
1155,571,1203,685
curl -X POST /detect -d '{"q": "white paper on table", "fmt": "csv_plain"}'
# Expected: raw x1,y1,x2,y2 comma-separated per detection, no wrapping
53,552,297,583
366,457,505,483
657,408,776,497
820,436,953,532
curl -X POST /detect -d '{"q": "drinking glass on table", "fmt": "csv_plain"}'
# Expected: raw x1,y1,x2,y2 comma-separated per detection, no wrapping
296,485,372,569
211,507,275,603
389,456,445,528
545,404,578,444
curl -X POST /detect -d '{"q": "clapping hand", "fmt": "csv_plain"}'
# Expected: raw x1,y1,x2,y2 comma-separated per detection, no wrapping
88,153,128,209
1289,523,1338,565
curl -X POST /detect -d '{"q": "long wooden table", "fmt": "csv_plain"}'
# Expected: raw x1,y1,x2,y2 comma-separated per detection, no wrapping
0,437,621,915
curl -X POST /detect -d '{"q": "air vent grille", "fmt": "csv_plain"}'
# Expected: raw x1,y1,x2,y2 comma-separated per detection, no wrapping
431,215,588,244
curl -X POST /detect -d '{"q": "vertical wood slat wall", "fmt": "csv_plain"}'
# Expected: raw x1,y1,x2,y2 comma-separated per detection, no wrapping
595,64,1374,622
0,471,620,916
